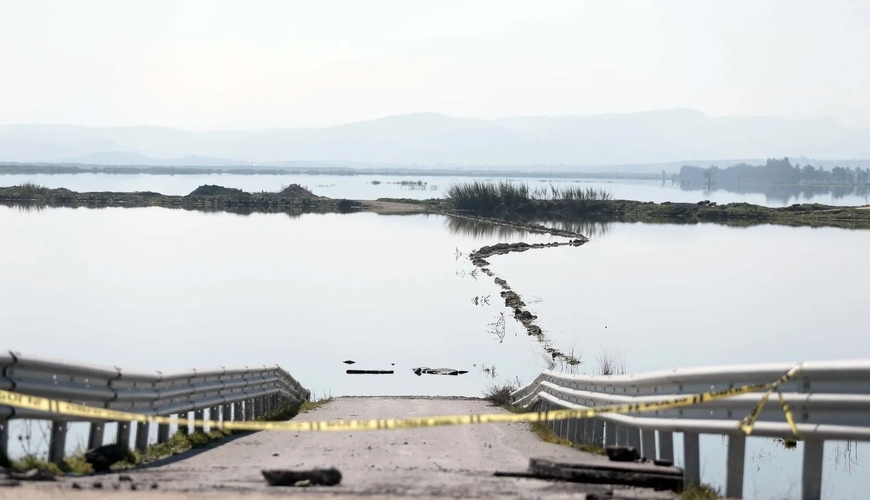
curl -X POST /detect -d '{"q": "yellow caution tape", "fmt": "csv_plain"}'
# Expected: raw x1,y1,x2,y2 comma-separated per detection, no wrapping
738,363,803,436
0,364,802,435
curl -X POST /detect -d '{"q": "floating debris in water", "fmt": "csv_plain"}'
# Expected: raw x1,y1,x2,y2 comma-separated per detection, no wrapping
346,370,394,375
412,367,469,376
342,360,356,365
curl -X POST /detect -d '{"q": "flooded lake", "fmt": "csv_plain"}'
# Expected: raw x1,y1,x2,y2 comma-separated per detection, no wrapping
1,205,867,499
2,172,870,207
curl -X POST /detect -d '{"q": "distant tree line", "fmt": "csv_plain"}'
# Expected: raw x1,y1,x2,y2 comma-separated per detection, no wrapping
678,158,870,186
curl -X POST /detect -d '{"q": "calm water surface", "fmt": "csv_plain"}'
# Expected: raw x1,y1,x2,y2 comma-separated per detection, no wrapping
3,173,870,206
1,206,867,498
493,222,869,500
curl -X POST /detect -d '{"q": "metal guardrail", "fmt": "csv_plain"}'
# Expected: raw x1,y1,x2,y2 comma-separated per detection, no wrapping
511,359,870,500
0,351,310,465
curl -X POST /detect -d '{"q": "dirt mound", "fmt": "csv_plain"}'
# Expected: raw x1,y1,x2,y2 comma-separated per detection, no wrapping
188,185,247,197
279,184,318,198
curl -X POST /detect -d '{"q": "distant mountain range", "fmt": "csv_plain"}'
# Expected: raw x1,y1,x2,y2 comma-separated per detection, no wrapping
2,109,869,171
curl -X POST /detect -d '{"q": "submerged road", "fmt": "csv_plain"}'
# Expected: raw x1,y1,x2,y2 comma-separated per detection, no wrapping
5,397,679,500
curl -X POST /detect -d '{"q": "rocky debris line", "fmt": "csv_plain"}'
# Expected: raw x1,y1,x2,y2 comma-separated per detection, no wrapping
470,240,586,267
468,240,585,365
441,211,589,239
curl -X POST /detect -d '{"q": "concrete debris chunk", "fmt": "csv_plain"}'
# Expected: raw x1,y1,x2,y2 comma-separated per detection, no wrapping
262,467,342,487
85,443,131,472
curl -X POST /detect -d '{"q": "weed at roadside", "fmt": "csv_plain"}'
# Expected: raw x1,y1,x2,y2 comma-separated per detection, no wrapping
11,453,93,476
483,380,605,455
483,379,522,407
681,482,720,500
529,421,606,456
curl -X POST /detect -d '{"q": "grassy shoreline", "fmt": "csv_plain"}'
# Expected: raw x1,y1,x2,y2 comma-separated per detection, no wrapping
3,182,870,229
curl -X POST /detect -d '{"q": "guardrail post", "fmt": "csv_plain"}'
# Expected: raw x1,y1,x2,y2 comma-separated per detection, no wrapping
117,421,131,449
0,419,9,466
627,427,641,450
157,418,170,444
179,412,190,435
605,421,615,446
245,399,254,420
193,409,204,432
614,424,627,446
135,422,149,453
593,419,604,445
565,418,577,443
641,429,656,460
801,439,824,500
209,406,219,431
658,431,674,461
725,433,746,498
222,404,231,424
546,403,556,432
49,420,68,465
233,401,243,421
88,422,105,449
573,418,582,443
683,432,701,487
583,419,595,444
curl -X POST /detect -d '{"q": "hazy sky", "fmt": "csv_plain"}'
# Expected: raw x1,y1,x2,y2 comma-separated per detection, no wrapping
1,0,868,130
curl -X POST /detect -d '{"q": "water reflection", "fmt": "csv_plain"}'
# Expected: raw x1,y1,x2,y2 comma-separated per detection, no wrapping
536,218,612,239
445,214,612,240
0,201,313,219
445,215,531,239
10,202,47,213
679,183,870,206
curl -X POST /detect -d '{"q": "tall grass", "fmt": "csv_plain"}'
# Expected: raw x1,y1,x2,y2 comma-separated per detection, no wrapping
15,182,50,196
445,181,612,212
